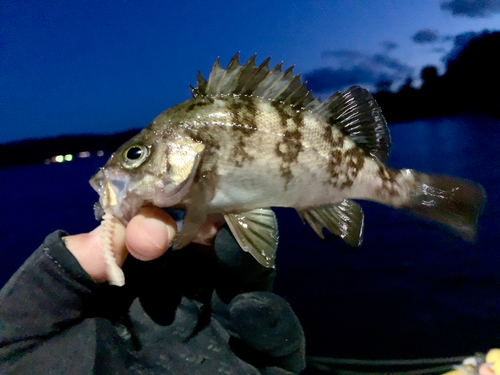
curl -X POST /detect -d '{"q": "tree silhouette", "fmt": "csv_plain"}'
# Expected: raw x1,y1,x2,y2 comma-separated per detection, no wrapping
420,66,439,89
398,77,415,93
444,30,500,117
374,30,500,122
375,79,393,93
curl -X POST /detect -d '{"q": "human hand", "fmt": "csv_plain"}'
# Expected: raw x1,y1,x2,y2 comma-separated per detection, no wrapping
62,206,224,283
480,364,496,375
64,206,305,374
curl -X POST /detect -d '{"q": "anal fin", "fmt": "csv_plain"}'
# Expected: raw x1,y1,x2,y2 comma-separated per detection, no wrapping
297,200,364,247
224,208,279,268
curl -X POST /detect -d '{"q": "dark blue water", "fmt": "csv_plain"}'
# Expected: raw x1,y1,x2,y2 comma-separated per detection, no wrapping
1,115,499,360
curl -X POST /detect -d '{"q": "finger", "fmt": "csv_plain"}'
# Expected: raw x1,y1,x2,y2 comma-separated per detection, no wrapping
126,206,177,261
62,218,126,283
479,364,496,375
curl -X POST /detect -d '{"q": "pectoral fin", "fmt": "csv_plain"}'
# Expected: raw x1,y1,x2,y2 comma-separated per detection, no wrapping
172,183,209,249
297,200,364,247
224,208,279,268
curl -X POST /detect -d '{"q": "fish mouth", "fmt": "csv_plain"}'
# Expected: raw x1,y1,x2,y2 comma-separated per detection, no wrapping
89,166,197,224
90,168,134,223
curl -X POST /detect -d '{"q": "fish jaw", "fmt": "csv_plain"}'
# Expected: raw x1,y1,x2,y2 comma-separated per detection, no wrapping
89,162,199,224
90,168,135,223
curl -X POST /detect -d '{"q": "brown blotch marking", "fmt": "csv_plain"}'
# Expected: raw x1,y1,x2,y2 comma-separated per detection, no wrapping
339,147,365,189
377,164,398,183
228,96,259,167
376,164,401,198
186,97,212,113
326,145,366,190
324,126,348,187
232,138,253,167
204,96,215,104
273,103,305,186
323,125,345,149
271,101,292,129
326,149,343,186
184,124,221,151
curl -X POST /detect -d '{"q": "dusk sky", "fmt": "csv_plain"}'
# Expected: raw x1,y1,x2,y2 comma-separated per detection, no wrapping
2,0,499,143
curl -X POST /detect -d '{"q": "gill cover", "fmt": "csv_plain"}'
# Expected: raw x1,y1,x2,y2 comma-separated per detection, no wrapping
166,136,206,186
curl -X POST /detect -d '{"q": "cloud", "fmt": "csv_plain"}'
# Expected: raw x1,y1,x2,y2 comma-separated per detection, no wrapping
321,49,365,60
369,53,410,74
441,0,500,17
305,49,413,93
381,41,399,52
305,67,379,93
431,47,447,53
412,29,440,43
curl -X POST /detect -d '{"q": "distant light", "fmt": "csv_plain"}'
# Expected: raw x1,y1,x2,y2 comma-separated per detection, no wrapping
44,159,50,165
97,150,104,157
78,151,90,158
64,154,73,162
55,155,64,163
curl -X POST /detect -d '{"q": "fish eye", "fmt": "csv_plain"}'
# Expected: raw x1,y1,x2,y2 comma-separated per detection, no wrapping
126,146,143,160
122,144,149,169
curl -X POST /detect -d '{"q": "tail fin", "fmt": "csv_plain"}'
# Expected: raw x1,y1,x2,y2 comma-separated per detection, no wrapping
405,173,486,241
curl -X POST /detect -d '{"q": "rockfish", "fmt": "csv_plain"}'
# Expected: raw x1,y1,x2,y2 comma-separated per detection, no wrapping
90,53,486,285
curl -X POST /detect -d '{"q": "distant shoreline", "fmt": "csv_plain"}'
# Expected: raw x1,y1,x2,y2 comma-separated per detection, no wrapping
0,129,140,169
1,112,496,169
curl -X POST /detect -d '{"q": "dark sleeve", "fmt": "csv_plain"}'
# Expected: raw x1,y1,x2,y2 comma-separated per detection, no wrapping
0,230,118,373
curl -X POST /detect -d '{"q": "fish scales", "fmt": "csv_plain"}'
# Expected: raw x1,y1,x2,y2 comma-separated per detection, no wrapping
161,95,400,212
90,53,486,284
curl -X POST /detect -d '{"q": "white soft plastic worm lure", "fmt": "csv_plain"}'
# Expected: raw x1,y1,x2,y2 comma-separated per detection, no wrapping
100,181,125,286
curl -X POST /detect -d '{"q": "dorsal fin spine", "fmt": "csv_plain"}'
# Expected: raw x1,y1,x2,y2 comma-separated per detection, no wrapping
256,62,284,97
196,71,207,95
232,54,258,94
194,54,313,107
215,53,243,95
239,57,271,94
278,74,302,105
205,57,223,95
266,65,296,100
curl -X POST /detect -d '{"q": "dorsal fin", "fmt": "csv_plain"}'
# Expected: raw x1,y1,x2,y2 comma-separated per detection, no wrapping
193,55,390,160
194,53,315,108
306,86,391,161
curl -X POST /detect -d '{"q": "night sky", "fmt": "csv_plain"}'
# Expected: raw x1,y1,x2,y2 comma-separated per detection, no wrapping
2,0,499,143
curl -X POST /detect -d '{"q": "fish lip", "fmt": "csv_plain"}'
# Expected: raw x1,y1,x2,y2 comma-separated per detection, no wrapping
89,169,105,194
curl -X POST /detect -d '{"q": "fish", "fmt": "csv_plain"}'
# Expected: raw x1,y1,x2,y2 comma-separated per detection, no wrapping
90,53,486,285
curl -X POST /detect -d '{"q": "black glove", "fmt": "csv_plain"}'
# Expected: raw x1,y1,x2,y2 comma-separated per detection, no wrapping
97,225,305,374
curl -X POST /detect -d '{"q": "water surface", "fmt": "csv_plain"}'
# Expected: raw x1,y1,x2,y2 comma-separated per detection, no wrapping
1,115,499,359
